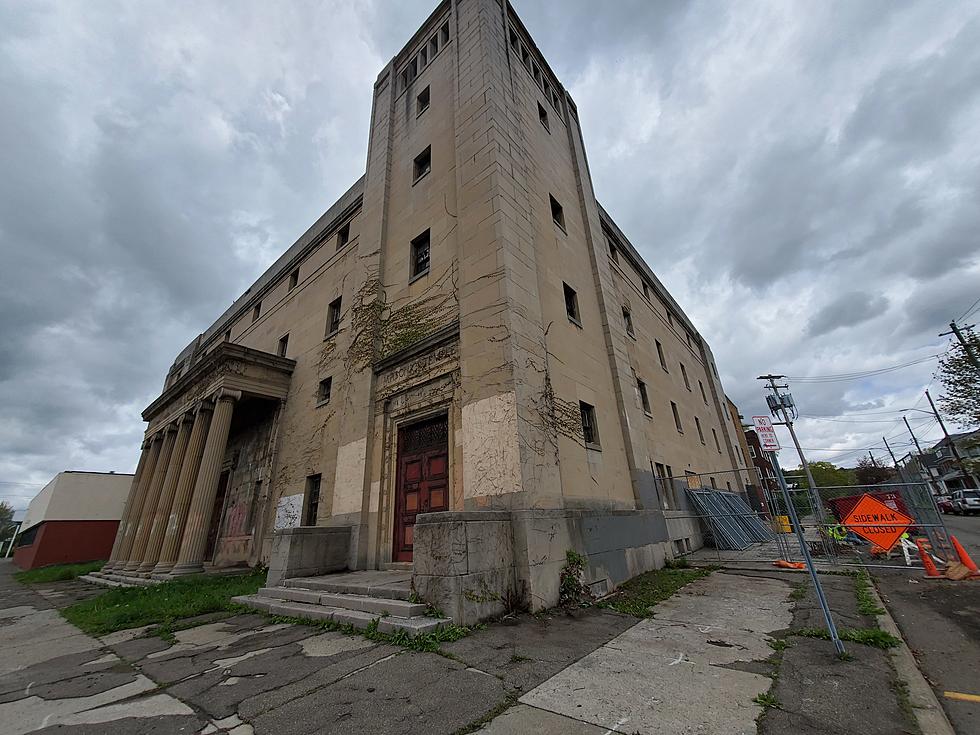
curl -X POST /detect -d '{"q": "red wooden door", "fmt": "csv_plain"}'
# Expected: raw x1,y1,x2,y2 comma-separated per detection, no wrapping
393,416,449,563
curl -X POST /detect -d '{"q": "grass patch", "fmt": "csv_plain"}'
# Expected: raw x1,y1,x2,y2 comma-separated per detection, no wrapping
753,692,781,709
853,571,885,617
789,583,807,601
599,566,712,618
768,638,791,651
792,626,900,649
62,570,265,636
15,560,105,584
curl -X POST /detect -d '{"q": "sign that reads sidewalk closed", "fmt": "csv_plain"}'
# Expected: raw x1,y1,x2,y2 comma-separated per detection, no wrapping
842,494,913,552
752,416,780,451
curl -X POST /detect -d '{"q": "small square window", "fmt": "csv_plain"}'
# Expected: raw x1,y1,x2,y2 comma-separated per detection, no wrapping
318,376,332,404
252,303,261,323
411,229,431,279
623,307,635,338
417,85,430,116
538,103,549,132
550,194,565,230
671,401,683,433
642,281,650,300
680,362,691,390
413,146,431,182
563,282,579,324
695,416,705,444
657,340,668,371
304,474,321,526
638,379,651,414
336,222,350,250
579,401,599,446
326,296,342,336
441,22,449,45
289,268,299,291
277,334,289,357
699,380,708,404
608,238,618,264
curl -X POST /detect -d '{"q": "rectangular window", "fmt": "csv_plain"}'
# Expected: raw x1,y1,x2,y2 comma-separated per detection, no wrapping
563,282,580,324
680,362,691,390
251,303,261,323
326,296,342,336
413,145,431,182
657,340,668,371
695,416,705,444
671,401,683,433
550,194,565,230
552,88,561,109
411,229,431,279
429,36,438,57
304,474,322,526
579,401,599,446
408,57,417,81
336,222,350,250
277,334,289,358
417,85,430,116
638,378,651,414
538,102,549,132
749,445,757,459
686,331,693,347
642,281,650,300
223,329,231,342
509,28,518,50
698,380,708,404
318,376,332,404
521,45,531,69
441,21,449,45
608,238,618,264
623,307,635,337
712,428,721,452
289,268,299,291
419,45,427,67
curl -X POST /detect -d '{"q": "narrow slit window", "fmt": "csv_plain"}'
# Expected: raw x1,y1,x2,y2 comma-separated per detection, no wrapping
408,57,417,80
411,229,431,279
638,379,651,414
413,145,431,182
698,380,708,404
538,102,549,132
509,29,518,50
680,362,691,390
712,428,721,452
671,401,683,433
304,475,321,526
277,334,289,357
289,268,299,291
252,303,261,323
623,307,635,337
550,194,565,230
563,282,579,324
695,416,705,444
417,85,430,116
441,22,449,44
419,46,427,67
318,376,332,404
608,238,618,264
223,329,231,342
336,222,350,250
657,340,668,371
579,401,599,446
430,36,438,57
521,45,530,69
326,296,342,336
642,281,650,300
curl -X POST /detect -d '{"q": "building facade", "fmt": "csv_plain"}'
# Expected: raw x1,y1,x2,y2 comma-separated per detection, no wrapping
14,471,133,570
103,0,747,616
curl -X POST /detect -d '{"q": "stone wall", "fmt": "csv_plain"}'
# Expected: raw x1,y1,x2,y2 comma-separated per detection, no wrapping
266,526,352,587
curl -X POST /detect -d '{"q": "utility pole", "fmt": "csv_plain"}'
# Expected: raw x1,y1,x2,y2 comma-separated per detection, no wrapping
883,437,901,477
903,415,945,498
868,451,879,468
926,390,979,489
940,321,980,369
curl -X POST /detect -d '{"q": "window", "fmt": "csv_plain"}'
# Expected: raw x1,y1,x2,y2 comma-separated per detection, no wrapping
417,85,430,116
289,268,299,291
552,88,561,109
509,28,518,50
698,380,708,404
521,45,531,69
654,462,672,509
223,329,231,342
252,303,261,323
680,362,691,390
429,36,438,58
538,102,549,132
695,416,705,444
623,307,635,337
608,238,618,264
642,281,650,300
637,378,651,415
686,331,693,347
419,45,427,67
671,401,683,433
326,296,342,336
712,428,721,452
563,282,580,324
579,401,599,446
411,229,431,279
317,376,332,404
749,445,756,459
277,334,289,357
726,481,732,492
408,57,417,81
413,146,431,182
656,340,668,371
336,222,350,250
550,194,565,230
304,474,322,526
441,21,449,44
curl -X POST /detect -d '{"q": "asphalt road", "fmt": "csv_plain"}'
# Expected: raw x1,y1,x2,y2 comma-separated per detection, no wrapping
875,512,980,735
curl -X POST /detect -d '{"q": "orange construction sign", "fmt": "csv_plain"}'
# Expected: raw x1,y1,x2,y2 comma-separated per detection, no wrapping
842,494,914,552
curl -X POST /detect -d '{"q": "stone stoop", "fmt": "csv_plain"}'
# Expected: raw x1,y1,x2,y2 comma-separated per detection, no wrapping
233,571,450,636
81,571,159,588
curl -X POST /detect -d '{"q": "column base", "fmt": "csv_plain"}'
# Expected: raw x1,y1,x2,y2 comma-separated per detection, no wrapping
135,561,158,575
101,562,120,572
120,562,142,573
168,562,205,577
150,563,176,580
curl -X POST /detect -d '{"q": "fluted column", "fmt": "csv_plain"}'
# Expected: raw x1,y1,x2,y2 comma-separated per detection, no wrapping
136,413,193,574
112,434,164,570
152,402,213,578
104,439,151,571
123,424,177,572
170,389,240,576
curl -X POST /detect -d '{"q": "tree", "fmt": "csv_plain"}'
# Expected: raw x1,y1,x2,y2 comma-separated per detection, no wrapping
791,461,856,489
854,457,896,486
0,501,14,545
938,326,980,429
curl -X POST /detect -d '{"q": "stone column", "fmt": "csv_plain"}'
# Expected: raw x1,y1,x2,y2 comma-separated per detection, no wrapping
103,439,150,571
112,433,164,570
136,413,193,574
123,424,177,572
170,389,240,576
152,402,213,578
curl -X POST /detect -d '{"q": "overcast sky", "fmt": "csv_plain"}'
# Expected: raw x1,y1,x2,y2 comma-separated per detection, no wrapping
2,1,978,516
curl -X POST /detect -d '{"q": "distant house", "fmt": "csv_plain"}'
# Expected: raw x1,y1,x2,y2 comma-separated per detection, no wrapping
13,471,133,570
898,429,980,494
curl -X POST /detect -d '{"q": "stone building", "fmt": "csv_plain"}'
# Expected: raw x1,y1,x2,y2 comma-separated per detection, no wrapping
101,0,748,620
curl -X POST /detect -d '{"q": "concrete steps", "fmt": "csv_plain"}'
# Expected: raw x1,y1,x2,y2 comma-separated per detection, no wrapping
82,571,160,588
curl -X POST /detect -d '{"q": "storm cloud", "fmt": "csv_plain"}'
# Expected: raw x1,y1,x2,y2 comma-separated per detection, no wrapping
1,0,978,514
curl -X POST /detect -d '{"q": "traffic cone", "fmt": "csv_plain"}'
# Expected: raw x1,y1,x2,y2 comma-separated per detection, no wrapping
949,536,978,574
915,538,943,578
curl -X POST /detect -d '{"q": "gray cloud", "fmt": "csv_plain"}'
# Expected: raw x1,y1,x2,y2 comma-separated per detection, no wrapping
806,292,890,338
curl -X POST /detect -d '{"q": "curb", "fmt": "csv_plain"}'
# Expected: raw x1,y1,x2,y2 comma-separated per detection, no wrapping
867,581,955,735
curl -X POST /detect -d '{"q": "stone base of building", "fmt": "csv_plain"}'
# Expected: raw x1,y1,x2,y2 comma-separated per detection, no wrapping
412,508,680,626
266,526,352,587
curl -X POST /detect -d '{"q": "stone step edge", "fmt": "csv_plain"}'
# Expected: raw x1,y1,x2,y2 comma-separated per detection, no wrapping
257,587,427,617
231,595,449,636
282,578,412,601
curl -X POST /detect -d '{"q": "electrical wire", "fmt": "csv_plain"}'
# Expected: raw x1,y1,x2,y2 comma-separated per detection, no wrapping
784,354,941,383
957,296,980,322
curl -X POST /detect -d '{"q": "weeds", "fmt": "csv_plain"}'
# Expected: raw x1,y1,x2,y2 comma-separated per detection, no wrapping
789,583,807,601
792,626,900,649
853,572,885,617
768,638,791,651
599,566,712,618
753,692,781,709
558,550,592,607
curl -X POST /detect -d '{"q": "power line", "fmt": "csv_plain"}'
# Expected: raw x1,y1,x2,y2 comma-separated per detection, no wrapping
784,354,941,383
957,296,980,322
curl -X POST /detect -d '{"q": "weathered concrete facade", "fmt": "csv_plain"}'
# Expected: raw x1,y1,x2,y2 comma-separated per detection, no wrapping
106,0,747,620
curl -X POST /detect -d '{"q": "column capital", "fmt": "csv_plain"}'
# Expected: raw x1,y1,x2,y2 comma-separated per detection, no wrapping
215,388,243,402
